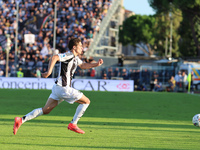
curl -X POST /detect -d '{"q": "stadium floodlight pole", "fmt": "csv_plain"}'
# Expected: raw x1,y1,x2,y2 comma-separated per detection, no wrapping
6,34,11,77
165,37,168,58
169,2,173,60
52,1,57,78
169,15,173,59
15,0,20,70
53,2,57,51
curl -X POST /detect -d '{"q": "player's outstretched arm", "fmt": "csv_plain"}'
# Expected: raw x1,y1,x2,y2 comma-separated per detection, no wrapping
42,55,59,78
79,59,103,69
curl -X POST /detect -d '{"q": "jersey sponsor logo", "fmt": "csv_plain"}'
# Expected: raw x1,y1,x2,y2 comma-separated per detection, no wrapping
60,54,66,58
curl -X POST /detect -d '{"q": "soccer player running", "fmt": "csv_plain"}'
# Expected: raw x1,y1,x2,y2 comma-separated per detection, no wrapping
13,38,103,135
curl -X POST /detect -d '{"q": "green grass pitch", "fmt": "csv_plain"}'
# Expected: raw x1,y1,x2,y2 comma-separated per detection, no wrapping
1,89,200,150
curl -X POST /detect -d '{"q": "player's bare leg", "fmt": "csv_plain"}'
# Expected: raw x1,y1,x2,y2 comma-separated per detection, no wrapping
68,94,90,134
13,98,58,135
42,98,59,114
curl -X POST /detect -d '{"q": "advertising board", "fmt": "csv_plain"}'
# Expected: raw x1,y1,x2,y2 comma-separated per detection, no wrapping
0,77,134,92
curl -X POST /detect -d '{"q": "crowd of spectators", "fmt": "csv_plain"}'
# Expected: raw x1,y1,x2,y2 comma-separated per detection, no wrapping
148,70,193,93
98,67,191,92
0,0,113,77
0,0,194,94
74,65,175,90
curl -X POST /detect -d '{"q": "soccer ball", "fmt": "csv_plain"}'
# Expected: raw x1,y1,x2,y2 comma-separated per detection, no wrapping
192,114,200,127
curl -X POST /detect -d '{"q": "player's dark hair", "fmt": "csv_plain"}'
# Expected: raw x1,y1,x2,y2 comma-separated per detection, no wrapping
68,38,81,50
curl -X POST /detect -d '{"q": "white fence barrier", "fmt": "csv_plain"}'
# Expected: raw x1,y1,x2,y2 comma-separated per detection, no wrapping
0,77,134,92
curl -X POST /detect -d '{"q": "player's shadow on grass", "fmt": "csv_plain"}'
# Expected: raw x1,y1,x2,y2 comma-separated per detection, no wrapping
6,142,181,150
1,118,194,132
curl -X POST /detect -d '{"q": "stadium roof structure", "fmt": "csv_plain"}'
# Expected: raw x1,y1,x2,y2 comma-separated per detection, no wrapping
85,0,123,58
154,58,178,64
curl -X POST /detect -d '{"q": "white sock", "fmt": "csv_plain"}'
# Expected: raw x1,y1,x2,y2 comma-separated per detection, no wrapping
71,104,89,124
22,108,43,124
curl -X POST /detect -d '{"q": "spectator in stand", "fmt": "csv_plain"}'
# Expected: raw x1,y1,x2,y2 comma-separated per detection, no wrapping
128,69,133,80
0,51,6,67
35,55,44,70
113,67,120,77
17,68,24,78
101,68,107,79
0,68,4,77
121,68,128,80
164,70,170,83
166,76,176,92
174,71,181,92
43,0,49,10
19,53,26,68
87,30,93,39
90,68,96,77
152,71,159,81
10,64,16,77
86,68,91,77
132,69,137,82
103,73,107,79
190,71,195,94
27,55,35,71
107,67,113,79
137,84,148,91
153,78,163,92
181,71,188,92
9,51,15,66
133,69,140,86
31,67,41,78
40,43,50,58
141,69,150,85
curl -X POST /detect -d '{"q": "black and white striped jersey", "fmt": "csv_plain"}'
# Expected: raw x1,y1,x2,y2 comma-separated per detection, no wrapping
55,51,83,87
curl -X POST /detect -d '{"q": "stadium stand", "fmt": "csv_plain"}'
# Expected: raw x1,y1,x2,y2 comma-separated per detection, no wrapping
0,0,113,77
0,0,178,91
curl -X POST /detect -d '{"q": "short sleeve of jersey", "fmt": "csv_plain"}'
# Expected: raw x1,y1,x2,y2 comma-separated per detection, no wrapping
76,56,83,65
58,53,74,62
